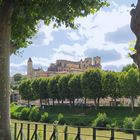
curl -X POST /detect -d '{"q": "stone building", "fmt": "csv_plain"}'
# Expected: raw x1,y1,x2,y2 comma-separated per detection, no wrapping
27,56,101,78
48,56,101,72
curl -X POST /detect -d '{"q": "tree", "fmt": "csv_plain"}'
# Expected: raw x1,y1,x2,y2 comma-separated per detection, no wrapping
13,73,22,82
81,69,103,107
31,78,43,106
102,72,121,106
0,0,107,138
48,75,60,106
19,80,33,106
122,63,137,72
68,74,82,106
58,74,72,104
124,68,139,111
39,78,49,105
130,0,140,69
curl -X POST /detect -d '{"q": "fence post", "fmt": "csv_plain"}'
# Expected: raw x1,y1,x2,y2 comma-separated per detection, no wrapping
14,123,17,140
43,124,46,140
27,124,30,140
75,127,81,140
110,129,114,140
20,123,23,140
35,124,38,140
133,130,137,140
93,128,96,140
64,126,68,140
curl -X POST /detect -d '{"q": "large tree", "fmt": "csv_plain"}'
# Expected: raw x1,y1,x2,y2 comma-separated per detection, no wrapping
130,0,140,69
0,0,107,139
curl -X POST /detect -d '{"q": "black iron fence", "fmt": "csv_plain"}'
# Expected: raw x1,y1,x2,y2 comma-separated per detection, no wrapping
11,122,140,140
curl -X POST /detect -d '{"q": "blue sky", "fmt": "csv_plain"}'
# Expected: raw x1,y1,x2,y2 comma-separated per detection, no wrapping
10,0,137,75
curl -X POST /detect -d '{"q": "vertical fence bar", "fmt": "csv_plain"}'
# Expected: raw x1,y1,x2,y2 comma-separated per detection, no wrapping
14,123,17,140
27,124,30,140
93,128,96,140
20,123,23,140
110,129,114,140
43,124,46,140
77,127,81,140
53,126,56,140
133,130,137,140
64,126,68,140
35,124,38,140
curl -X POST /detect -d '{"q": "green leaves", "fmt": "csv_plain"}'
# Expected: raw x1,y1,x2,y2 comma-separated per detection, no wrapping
8,0,108,53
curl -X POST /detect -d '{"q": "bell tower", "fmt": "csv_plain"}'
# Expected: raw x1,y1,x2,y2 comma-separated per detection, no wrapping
27,57,33,78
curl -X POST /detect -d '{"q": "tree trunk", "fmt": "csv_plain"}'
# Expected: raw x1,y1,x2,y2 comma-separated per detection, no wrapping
0,1,13,140
72,99,75,106
131,96,135,112
53,99,54,106
97,98,100,107
114,98,117,107
130,1,140,69
84,98,87,107
40,98,42,107
27,99,30,107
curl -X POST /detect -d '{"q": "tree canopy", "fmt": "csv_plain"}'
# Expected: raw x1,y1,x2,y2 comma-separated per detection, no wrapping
0,0,108,53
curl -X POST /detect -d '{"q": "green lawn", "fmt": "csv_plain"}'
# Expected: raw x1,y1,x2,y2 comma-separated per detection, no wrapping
11,105,140,127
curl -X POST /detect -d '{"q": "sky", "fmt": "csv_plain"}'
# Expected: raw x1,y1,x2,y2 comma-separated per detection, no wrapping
10,0,138,76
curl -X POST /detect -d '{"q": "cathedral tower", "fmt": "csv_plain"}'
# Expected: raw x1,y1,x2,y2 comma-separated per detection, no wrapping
27,57,33,78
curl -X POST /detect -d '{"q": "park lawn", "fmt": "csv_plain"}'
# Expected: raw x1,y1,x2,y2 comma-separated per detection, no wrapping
10,105,140,127
11,120,140,140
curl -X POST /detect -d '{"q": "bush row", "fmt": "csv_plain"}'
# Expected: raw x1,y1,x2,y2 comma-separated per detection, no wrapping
11,105,140,131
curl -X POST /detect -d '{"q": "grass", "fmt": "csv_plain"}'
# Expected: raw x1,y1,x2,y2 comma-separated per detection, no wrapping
10,105,140,127
11,120,140,140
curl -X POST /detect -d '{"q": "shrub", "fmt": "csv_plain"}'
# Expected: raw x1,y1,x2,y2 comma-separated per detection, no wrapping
20,108,30,120
29,107,41,122
134,114,140,129
123,117,134,132
11,112,20,119
92,113,110,127
40,112,49,123
57,113,65,124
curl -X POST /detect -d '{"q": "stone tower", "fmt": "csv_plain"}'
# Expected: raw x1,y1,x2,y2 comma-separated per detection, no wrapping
93,56,101,68
27,57,33,78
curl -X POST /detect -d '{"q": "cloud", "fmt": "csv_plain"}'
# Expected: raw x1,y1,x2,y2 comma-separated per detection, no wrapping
103,64,123,72
67,31,80,41
84,48,122,62
105,25,135,44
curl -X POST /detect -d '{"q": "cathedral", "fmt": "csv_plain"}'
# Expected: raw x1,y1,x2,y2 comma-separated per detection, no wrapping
27,56,101,78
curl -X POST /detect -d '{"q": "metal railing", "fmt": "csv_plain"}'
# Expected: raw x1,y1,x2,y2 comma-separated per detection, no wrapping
11,122,140,140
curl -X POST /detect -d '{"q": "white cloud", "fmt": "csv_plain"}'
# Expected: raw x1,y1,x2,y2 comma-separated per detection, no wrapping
67,32,80,41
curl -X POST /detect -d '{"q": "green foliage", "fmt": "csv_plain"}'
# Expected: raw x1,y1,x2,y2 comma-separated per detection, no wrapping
6,0,108,53
123,117,134,132
40,112,49,123
81,69,103,102
29,107,41,122
13,73,23,82
122,63,137,72
68,74,82,102
92,113,110,127
102,72,121,101
20,108,30,120
19,79,33,102
134,114,140,129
